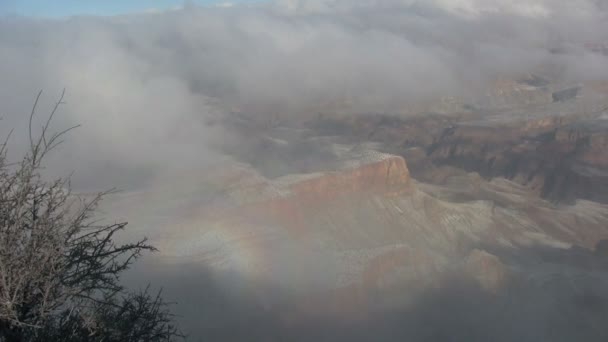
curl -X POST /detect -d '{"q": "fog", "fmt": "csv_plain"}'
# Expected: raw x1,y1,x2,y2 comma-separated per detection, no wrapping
0,0,607,189
124,245,608,342
1,0,608,340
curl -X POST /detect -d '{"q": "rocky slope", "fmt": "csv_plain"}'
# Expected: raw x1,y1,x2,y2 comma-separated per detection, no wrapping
108,139,608,336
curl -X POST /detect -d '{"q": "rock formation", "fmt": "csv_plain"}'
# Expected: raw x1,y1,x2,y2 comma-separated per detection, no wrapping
313,81,608,204
105,75,608,341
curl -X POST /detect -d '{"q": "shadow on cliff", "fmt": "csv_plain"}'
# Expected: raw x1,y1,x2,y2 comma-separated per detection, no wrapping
125,244,608,342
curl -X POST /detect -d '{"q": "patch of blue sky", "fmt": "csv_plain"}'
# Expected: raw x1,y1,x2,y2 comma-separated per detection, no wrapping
0,0,261,17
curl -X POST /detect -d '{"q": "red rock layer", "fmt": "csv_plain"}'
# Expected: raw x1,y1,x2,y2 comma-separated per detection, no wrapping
238,156,412,234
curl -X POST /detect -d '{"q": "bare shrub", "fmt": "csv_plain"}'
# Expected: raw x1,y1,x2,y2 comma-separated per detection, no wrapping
0,91,182,341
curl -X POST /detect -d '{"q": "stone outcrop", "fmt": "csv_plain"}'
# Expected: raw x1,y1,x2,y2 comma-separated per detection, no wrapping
212,149,413,226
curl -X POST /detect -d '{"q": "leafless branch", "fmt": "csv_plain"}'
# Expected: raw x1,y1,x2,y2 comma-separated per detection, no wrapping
0,92,182,341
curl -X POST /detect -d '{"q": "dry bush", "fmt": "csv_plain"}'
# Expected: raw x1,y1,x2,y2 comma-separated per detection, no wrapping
0,91,182,341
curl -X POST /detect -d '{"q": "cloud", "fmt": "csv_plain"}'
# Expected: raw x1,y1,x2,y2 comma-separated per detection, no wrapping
0,0,606,190
273,0,599,17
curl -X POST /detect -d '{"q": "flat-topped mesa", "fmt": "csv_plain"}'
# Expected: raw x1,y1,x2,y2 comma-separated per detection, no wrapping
278,152,412,201
260,154,411,233
221,148,413,204
214,151,413,229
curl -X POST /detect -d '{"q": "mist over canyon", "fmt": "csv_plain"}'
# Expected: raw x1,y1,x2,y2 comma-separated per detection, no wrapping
2,1,608,341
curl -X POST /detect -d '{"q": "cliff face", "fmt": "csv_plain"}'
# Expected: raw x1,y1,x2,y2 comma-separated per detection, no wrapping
319,96,608,204
422,118,608,203
222,153,412,235
285,155,411,199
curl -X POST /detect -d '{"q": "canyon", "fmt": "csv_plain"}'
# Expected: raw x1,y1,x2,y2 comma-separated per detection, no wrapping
108,75,608,341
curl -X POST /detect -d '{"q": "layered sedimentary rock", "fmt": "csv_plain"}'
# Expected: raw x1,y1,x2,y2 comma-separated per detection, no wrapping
116,141,608,318
313,82,608,204
232,152,410,228
102,74,608,340
105,121,608,340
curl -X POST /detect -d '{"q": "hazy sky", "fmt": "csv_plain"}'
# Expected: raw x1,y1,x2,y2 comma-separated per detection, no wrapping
0,0,260,17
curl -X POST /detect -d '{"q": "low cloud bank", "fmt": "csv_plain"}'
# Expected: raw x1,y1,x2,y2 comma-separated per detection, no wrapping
0,0,607,189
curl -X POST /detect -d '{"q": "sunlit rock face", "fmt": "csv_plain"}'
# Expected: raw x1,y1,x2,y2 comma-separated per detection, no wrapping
226,152,412,234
